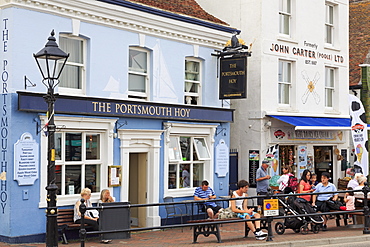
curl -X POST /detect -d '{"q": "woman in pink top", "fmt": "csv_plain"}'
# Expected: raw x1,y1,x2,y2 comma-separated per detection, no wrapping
298,169,314,202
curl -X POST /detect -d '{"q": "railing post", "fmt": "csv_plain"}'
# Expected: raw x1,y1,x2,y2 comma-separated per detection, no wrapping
79,198,87,247
362,184,370,234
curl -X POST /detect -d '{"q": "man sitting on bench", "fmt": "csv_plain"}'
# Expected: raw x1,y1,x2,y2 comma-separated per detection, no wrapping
230,180,267,240
194,180,222,219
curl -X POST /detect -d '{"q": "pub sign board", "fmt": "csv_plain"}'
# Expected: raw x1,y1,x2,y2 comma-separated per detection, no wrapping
219,56,247,99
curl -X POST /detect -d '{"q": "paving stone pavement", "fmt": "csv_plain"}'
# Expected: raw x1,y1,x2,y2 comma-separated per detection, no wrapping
1,219,369,247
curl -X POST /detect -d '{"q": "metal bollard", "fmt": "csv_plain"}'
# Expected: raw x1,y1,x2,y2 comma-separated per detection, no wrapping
362,184,370,234
79,198,87,247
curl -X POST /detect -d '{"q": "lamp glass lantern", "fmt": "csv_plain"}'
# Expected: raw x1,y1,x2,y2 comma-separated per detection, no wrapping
34,30,69,88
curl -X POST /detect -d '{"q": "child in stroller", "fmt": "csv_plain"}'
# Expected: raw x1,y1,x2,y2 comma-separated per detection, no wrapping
275,196,324,235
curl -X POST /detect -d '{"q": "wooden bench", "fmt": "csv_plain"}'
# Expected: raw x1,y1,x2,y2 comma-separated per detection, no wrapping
187,218,267,243
328,210,364,226
57,209,92,244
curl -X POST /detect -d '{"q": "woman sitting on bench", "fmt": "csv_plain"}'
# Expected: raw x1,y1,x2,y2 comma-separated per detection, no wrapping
74,187,99,231
230,180,267,240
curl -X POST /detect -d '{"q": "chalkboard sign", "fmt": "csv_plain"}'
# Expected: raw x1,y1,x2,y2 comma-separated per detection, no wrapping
249,150,260,188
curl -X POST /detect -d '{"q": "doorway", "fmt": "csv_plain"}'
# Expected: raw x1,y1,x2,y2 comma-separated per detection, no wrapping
314,146,333,182
129,153,147,227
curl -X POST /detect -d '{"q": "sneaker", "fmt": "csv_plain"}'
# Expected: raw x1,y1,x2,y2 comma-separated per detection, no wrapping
322,224,327,231
255,230,268,237
255,236,266,241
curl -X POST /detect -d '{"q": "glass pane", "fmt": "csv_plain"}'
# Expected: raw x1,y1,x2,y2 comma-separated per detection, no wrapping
279,14,290,35
326,26,332,44
86,134,100,160
65,165,82,195
128,74,146,92
185,61,199,81
59,64,81,89
194,138,210,159
326,89,333,107
184,96,198,105
59,37,83,64
180,137,191,161
279,0,290,13
55,133,62,160
279,83,290,104
169,137,181,161
327,5,333,24
85,164,100,193
193,163,204,187
129,49,147,73
168,164,177,189
181,164,190,188
65,133,82,161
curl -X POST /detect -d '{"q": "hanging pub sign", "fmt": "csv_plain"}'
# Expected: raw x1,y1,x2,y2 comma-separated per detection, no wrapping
219,56,247,99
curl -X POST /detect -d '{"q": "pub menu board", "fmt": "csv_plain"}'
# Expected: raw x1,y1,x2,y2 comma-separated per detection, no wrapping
249,150,260,188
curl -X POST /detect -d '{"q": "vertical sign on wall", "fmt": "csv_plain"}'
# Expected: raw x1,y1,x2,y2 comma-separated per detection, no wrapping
215,139,229,177
219,56,247,99
249,150,259,187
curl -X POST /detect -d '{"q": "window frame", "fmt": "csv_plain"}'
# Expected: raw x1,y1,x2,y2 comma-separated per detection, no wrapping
128,46,150,100
278,60,292,105
38,116,116,207
58,34,86,95
184,57,202,105
279,0,291,36
164,123,216,198
325,67,335,108
325,3,334,45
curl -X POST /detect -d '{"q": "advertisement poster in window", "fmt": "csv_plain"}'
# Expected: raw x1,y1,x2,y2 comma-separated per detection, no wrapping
298,146,307,178
108,165,121,187
249,150,259,187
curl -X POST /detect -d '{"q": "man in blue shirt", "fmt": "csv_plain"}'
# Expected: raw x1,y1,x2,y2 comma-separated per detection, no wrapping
194,180,222,219
312,172,338,231
256,160,271,209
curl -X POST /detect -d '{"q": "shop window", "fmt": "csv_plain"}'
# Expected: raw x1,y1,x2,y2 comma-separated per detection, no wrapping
184,58,201,105
167,136,209,190
279,145,296,174
39,116,115,207
165,123,216,197
55,132,101,196
128,47,149,100
58,35,86,95
279,0,291,36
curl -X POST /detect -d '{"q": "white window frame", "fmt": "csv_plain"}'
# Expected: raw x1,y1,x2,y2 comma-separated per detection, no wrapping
58,34,86,96
128,47,150,100
278,60,292,105
325,3,334,45
325,67,335,108
38,116,116,207
279,0,291,36
164,123,216,198
184,58,202,105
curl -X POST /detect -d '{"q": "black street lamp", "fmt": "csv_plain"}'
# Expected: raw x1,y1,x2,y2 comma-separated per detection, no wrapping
34,30,69,247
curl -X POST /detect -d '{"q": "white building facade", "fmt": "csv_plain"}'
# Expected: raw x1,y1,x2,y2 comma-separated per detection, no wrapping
197,0,350,190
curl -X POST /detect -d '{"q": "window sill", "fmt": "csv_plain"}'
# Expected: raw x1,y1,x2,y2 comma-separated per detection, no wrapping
276,36,298,44
39,194,100,208
164,188,196,198
324,44,341,52
277,106,298,113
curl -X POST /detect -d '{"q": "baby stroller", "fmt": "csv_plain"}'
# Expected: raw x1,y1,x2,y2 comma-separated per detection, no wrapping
275,196,324,235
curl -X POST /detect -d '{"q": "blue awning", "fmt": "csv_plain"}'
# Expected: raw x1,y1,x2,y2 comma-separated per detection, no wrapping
269,115,351,130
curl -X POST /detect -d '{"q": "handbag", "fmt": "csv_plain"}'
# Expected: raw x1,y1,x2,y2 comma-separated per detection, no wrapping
325,199,343,211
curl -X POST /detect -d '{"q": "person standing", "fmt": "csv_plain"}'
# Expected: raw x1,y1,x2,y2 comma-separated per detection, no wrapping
194,180,222,219
277,165,293,192
256,160,271,211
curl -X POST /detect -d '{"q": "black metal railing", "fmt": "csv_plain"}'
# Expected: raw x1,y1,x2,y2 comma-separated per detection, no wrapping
77,185,370,246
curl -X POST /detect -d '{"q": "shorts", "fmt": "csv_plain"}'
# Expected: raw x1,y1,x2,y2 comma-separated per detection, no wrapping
206,205,222,215
237,211,256,219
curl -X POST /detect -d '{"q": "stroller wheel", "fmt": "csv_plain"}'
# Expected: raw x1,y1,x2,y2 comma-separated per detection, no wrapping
293,228,300,233
300,225,309,235
312,224,320,234
275,222,285,235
